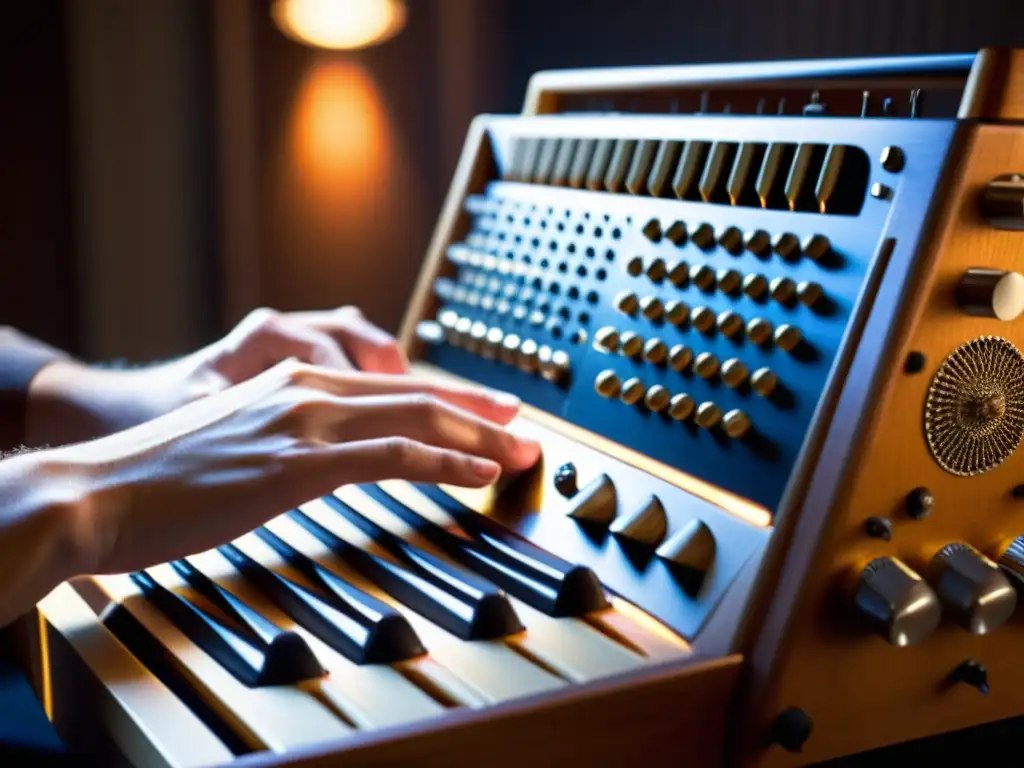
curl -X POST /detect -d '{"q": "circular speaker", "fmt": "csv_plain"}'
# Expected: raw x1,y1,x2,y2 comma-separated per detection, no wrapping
925,336,1024,476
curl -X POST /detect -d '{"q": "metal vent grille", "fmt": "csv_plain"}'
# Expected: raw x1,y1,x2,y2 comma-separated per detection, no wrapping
925,336,1024,476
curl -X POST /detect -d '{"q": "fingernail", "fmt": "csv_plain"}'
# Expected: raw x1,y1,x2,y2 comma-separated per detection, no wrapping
470,457,500,480
493,392,521,408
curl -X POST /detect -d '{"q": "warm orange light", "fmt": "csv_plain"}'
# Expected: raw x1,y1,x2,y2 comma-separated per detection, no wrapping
272,0,407,50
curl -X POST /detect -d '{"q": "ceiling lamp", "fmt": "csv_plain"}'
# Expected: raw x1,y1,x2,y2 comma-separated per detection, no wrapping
271,0,407,51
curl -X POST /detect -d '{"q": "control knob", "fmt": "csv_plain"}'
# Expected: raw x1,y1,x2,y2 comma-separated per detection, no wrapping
955,268,1024,321
979,173,1024,230
852,557,941,646
930,543,1016,634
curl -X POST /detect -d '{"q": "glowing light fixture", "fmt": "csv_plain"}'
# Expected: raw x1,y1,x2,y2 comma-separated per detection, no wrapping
271,0,407,51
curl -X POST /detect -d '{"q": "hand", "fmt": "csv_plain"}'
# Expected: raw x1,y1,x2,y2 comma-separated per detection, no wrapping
43,360,540,581
26,306,410,446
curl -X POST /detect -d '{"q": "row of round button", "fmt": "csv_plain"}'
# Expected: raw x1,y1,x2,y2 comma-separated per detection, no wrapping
640,218,832,263
593,369,752,438
623,255,825,309
438,310,571,383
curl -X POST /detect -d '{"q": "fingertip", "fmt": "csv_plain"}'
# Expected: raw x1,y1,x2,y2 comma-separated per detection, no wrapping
468,456,501,484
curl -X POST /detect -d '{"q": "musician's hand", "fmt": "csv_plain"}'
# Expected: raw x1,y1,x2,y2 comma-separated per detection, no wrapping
1,360,538,623
26,306,409,447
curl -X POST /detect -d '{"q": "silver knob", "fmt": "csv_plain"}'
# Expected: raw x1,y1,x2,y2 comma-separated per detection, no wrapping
956,268,1024,321
853,557,941,646
931,542,1017,634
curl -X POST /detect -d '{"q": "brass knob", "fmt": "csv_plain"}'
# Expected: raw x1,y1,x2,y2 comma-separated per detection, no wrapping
744,229,770,256
593,326,619,353
595,369,621,398
746,317,773,345
668,393,695,420
721,358,748,388
518,339,540,372
643,338,668,365
540,347,571,383
644,385,670,412
718,226,743,254
694,352,720,379
619,332,644,358
770,276,796,304
483,326,504,358
716,269,742,294
802,234,831,261
646,258,667,283
665,220,687,245
690,264,716,291
668,344,693,371
615,291,639,316
774,324,803,352
772,232,800,260
664,299,689,326
751,367,778,397
667,260,689,286
722,409,751,438
640,296,664,321
694,401,722,428
691,223,716,250
501,333,521,364
691,306,716,333
797,280,824,308
626,255,645,277
742,273,769,300
642,218,662,242
620,377,645,405
717,310,743,338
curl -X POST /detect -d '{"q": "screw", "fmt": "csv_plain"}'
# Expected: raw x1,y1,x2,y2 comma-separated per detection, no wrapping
864,516,893,541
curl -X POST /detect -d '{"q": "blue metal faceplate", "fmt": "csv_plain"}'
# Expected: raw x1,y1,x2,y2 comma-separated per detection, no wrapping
425,114,957,513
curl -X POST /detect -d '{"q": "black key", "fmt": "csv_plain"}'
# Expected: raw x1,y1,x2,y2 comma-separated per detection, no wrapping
356,485,609,617
218,542,424,665
130,570,323,688
292,506,523,641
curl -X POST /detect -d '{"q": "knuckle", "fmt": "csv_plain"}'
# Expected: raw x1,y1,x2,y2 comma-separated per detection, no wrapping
246,306,280,332
382,436,418,465
410,393,445,423
337,305,364,321
284,359,315,386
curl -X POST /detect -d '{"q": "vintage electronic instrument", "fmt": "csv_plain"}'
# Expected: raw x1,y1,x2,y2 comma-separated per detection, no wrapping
15,48,1024,766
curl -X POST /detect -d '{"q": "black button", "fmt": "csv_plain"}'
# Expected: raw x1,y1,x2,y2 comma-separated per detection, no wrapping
554,462,579,497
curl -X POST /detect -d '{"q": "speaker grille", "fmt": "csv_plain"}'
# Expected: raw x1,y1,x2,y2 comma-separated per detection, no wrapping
925,336,1024,476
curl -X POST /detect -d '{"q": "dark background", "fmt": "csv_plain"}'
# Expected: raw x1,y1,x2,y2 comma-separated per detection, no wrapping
3,0,1022,363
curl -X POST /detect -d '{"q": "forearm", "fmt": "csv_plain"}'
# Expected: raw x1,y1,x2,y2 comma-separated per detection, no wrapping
0,451,92,628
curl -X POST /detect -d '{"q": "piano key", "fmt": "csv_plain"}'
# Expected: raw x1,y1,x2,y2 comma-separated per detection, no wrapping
603,139,637,193
549,138,578,186
290,504,523,641
220,540,425,665
352,484,645,682
588,597,692,664
785,143,828,211
624,139,659,195
672,140,710,200
38,582,234,768
755,142,795,209
357,483,608,617
186,546,450,728
77,572,351,753
566,138,596,188
273,507,566,703
585,138,615,191
646,140,682,197
132,567,323,688
727,142,766,206
531,138,560,184
698,141,737,203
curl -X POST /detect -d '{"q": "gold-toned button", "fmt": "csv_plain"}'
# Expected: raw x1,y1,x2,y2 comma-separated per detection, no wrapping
668,344,693,371
664,299,689,326
802,234,831,261
742,273,769,300
690,264,716,291
620,377,645,405
751,367,778,397
518,338,540,372
718,226,743,254
744,229,770,256
772,232,800,260
643,338,668,364
642,219,662,242
691,223,716,250
541,348,571,383
500,333,521,364
694,352,720,379
746,317,773,345
723,409,751,438
572,328,588,345
695,401,722,428
691,306,716,333
770,276,796,303
615,290,639,316
484,326,505,356
668,393,696,420
665,220,687,245
595,369,621,398
716,269,742,294
667,260,689,286
593,326,619,352
717,310,743,338
774,324,803,352
797,280,824,308
620,331,644,358
721,358,748,388
454,316,473,346
640,295,664,321
438,308,459,329
645,385,670,412
646,258,667,283
626,255,645,277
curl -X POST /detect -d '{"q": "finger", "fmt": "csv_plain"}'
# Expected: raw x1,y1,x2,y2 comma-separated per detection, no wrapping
259,322,354,371
291,367,522,425
329,394,541,471
291,307,408,374
327,438,502,487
